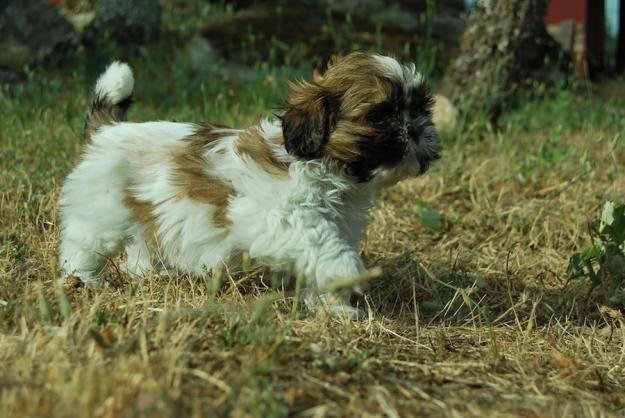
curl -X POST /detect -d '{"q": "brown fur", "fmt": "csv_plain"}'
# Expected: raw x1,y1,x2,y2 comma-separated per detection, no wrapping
123,191,160,244
183,123,231,146
172,126,236,228
234,127,289,177
326,121,381,163
85,96,132,138
315,52,397,112
284,52,398,163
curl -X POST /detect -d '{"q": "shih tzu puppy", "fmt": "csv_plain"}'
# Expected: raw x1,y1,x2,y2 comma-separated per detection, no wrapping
58,52,440,317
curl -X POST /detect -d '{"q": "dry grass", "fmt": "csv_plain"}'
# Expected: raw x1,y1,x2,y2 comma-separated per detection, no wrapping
1,61,625,417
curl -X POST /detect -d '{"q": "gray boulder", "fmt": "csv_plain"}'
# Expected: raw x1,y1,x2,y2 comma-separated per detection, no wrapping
0,0,77,69
187,36,222,74
84,0,160,45
0,67,26,89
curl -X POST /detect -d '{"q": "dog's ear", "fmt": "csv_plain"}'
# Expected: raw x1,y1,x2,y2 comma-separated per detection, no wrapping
281,80,337,160
312,68,324,84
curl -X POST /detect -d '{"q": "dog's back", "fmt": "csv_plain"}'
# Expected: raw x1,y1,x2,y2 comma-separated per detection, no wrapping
58,53,439,318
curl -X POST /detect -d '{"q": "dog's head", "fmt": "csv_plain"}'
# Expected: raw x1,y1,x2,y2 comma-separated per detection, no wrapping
281,52,440,183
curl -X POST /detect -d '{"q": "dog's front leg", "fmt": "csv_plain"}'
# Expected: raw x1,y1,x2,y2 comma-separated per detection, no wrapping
255,215,367,318
303,244,367,319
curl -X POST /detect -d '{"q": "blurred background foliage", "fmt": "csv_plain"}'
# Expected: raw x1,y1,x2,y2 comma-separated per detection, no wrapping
0,0,623,126
0,0,465,91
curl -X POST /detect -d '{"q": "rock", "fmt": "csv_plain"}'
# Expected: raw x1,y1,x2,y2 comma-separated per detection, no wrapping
0,0,78,68
67,12,96,33
0,67,27,89
84,0,160,45
187,36,222,74
432,94,459,131
0,34,31,72
186,35,262,81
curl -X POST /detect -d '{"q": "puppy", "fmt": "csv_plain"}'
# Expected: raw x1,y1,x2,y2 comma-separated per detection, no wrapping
58,52,440,317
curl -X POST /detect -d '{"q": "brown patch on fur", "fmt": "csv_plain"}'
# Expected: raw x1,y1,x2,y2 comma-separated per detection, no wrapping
85,95,133,138
272,133,285,145
172,127,236,228
282,52,399,162
123,191,160,243
315,52,397,114
325,122,379,163
184,123,233,147
234,128,289,177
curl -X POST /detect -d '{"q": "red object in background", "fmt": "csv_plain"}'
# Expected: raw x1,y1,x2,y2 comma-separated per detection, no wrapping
545,0,587,24
47,0,61,4
544,0,589,75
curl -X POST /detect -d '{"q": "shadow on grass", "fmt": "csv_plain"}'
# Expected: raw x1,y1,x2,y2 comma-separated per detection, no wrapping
18,245,615,329
364,251,615,327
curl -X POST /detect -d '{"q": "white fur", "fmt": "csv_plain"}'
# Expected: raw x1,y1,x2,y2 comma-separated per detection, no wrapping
60,60,376,316
59,117,371,318
374,54,405,80
374,54,425,93
95,61,134,104
59,57,435,318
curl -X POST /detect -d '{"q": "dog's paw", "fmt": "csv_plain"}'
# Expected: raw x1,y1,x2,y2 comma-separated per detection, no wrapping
305,292,366,320
323,303,366,320
59,271,100,289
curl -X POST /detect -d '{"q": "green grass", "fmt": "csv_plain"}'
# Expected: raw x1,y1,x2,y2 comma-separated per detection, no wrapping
1,41,625,417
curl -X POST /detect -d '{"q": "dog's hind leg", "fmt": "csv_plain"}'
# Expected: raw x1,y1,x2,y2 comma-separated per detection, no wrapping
121,228,157,278
58,216,130,286
58,152,134,285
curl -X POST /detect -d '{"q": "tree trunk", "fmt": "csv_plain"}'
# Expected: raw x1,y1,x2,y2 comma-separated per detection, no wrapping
586,0,606,79
441,0,569,121
616,0,625,73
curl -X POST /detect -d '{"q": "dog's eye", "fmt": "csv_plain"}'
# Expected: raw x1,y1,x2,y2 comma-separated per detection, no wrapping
365,103,394,125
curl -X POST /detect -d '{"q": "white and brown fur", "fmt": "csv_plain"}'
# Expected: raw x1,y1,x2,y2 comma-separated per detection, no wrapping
58,53,440,317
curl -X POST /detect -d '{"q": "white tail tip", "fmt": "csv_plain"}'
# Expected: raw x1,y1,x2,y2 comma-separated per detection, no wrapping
94,61,134,105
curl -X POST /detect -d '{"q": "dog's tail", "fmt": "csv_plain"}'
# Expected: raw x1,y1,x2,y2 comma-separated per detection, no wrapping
85,61,134,137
